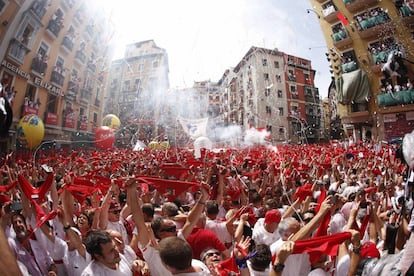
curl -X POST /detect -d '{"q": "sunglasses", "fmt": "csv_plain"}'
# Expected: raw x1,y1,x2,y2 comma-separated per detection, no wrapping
160,226,176,232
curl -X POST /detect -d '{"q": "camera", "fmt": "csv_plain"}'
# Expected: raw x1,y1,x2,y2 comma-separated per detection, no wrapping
10,201,22,212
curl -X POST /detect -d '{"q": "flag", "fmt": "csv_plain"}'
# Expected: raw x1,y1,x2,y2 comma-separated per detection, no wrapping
337,12,349,25
177,116,208,139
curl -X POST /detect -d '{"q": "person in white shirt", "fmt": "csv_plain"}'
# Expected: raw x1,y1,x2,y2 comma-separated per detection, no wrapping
270,217,310,276
8,213,55,276
253,209,281,246
205,200,234,248
81,230,138,276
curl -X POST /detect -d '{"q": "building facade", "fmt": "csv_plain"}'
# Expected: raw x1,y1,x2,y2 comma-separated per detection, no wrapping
0,0,114,153
309,0,414,141
219,46,322,144
104,40,170,144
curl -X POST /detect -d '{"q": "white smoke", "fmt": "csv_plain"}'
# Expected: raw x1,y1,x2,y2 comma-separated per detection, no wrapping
243,128,270,146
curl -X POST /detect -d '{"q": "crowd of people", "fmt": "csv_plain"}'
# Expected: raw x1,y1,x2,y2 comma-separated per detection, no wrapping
0,137,413,276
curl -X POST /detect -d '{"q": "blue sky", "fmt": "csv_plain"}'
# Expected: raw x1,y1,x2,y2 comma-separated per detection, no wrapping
101,0,331,98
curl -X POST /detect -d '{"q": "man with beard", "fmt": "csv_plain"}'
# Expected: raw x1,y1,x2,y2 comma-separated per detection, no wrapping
82,230,140,276
7,213,55,276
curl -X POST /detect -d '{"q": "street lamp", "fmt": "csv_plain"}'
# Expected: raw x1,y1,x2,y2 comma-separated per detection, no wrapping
306,9,320,19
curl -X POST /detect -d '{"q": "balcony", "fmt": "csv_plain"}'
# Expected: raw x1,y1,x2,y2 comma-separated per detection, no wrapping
399,5,414,27
62,0,75,10
30,56,48,75
8,39,30,64
87,62,96,72
341,61,358,73
323,5,339,24
356,12,393,40
85,24,94,37
378,90,414,107
67,80,79,94
50,70,64,86
74,9,85,25
344,0,379,13
31,0,48,20
332,30,353,50
65,91,77,102
80,88,91,105
75,50,86,64
46,19,63,38
288,75,296,82
61,36,74,51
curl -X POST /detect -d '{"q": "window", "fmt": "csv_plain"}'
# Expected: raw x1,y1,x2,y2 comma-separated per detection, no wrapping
265,88,270,96
264,73,269,80
304,73,310,80
56,56,64,70
134,79,141,91
278,107,284,116
9,15,41,62
276,75,281,82
277,90,283,98
123,80,130,91
31,42,49,75
266,106,271,115
290,85,296,93
279,127,284,134
274,61,279,68
24,84,37,107
267,125,273,133
93,113,97,124
153,61,159,68
47,95,57,113
138,64,144,71
16,14,41,47
262,59,268,66
0,1,8,14
38,42,49,57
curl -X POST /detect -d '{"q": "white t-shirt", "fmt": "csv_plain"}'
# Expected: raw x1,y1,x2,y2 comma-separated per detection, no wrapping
328,210,347,235
65,248,92,276
270,238,311,276
205,218,232,244
247,260,271,276
139,241,210,276
252,218,280,246
81,254,131,276
107,220,129,245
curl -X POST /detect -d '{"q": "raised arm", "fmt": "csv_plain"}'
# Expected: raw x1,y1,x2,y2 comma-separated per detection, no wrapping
181,183,210,239
290,195,333,241
126,179,150,247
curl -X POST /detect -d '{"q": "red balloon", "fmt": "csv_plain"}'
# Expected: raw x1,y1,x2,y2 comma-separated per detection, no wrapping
95,126,115,149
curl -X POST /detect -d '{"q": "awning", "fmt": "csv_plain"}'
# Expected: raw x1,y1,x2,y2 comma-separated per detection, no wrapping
336,69,371,104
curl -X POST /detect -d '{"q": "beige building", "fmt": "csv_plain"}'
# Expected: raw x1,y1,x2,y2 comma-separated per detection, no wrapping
104,40,170,143
0,0,114,153
309,0,414,141
219,46,323,144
